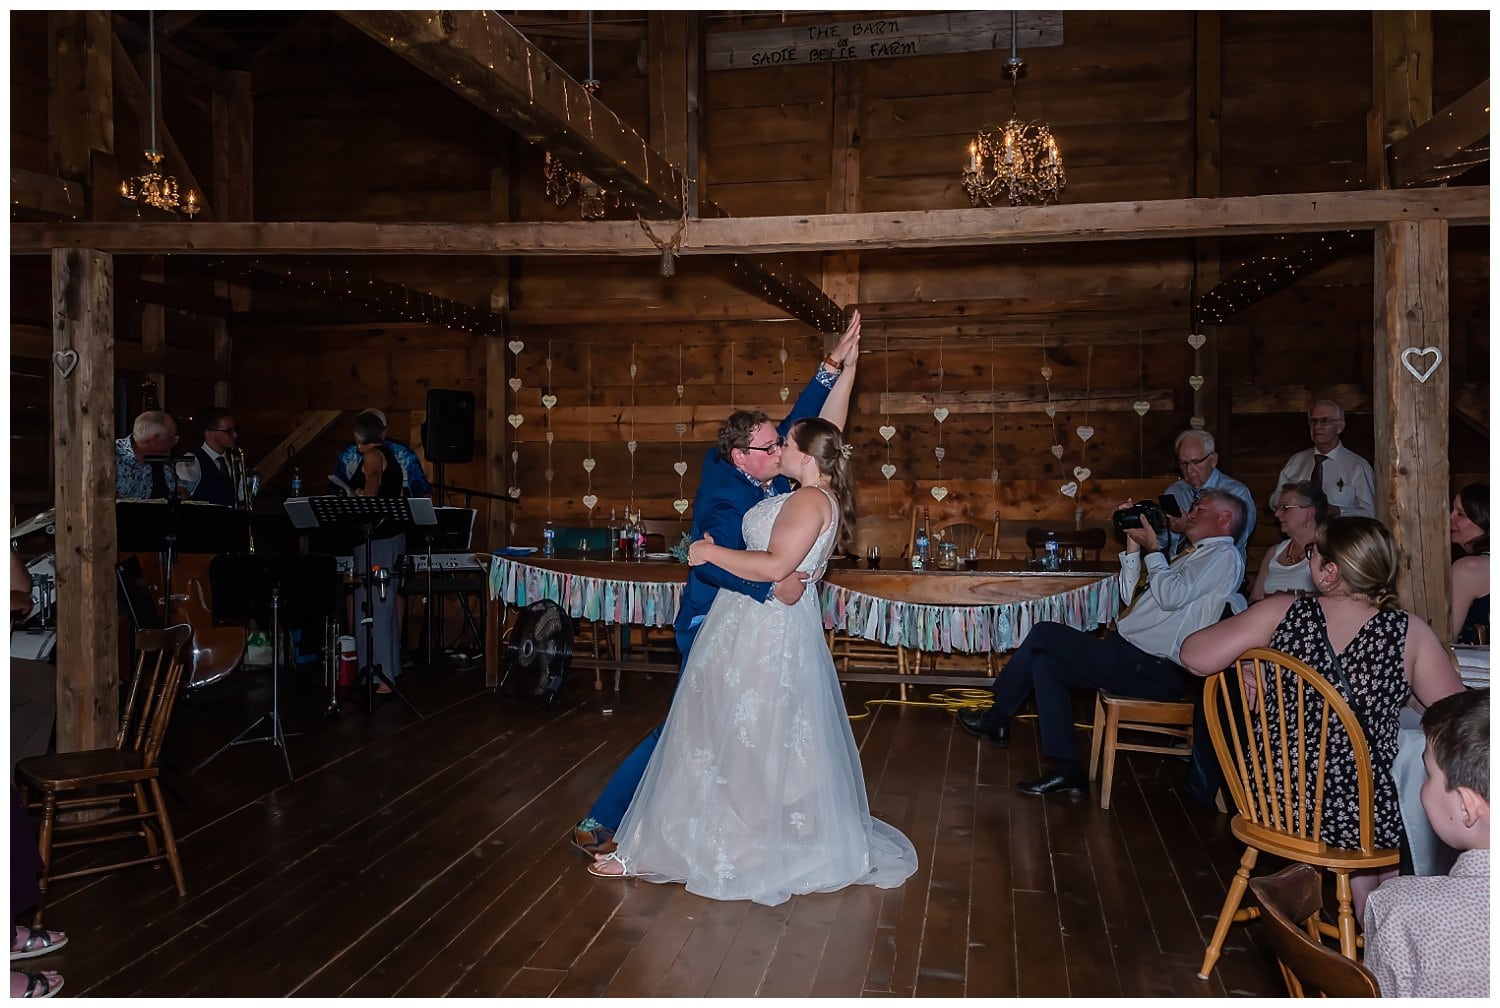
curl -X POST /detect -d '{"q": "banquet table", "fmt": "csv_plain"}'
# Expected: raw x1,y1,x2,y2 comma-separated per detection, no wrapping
485,553,1121,687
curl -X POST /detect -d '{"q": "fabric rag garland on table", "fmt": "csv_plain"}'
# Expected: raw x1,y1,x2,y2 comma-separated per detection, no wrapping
491,556,682,627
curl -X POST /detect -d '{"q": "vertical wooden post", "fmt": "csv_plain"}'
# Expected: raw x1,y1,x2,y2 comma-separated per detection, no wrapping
213,69,255,406
52,248,119,751
1369,12,1432,190
822,61,862,322
1372,219,1449,630
48,11,113,184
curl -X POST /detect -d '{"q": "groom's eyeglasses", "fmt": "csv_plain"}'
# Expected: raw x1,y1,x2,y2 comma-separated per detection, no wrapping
744,437,786,455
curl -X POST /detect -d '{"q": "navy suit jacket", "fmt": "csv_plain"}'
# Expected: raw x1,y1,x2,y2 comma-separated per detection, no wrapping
673,375,833,637
189,446,236,507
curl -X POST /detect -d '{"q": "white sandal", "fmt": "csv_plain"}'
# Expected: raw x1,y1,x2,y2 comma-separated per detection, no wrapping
587,852,631,878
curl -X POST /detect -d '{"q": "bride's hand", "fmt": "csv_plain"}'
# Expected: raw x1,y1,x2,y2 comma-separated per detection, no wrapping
688,534,715,566
832,309,861,366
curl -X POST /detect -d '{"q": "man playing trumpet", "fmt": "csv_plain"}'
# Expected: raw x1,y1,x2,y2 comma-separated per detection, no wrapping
186,406,243,508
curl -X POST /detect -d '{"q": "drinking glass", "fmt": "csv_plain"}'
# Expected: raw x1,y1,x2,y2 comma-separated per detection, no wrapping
578,537,591,558
965,546,979,569
866,545,881,569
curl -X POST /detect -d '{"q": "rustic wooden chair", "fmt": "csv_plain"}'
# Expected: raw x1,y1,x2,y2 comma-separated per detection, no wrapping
1248,863,1382,997
17,624,194,920
1025,526,1107,561
1197,648,1399,978
1087,691,1195,810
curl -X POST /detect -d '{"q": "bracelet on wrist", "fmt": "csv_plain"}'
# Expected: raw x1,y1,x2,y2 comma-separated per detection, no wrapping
822,354,843,372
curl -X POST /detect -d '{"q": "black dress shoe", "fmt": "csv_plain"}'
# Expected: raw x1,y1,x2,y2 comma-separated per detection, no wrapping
1017,766,1088,796
956,709,1009,747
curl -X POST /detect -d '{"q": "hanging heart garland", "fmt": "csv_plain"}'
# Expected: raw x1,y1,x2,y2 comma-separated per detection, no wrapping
673,498,690,514
674,422,687,436
507,377,522,391
582,493,598,510
881,463,897,479
1040,365,1053,380
582,458,596,472
931,486,949,501
1045,404,1057,419
507,414,524,428
933,407,950,423
674,461,688,475
779,387,789,401
627,440,637,454
541,394,557,409
1075,425,1095,442
1187,333,1206,350
1188,375,1205,390
1190,416,1206,430
933,446,946,461
1132,400,1151,416
508,340,524,355
676,384,685,398
545,431,554,444
508,486,522,500
1051,444,1065,459
1073,466,1091,482
1060,481,1079,498
879,425,896,441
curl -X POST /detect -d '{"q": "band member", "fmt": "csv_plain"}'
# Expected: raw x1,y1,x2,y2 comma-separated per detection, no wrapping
331,409,431,497
349,410,405,693
186,407,240,507
114,411,180,499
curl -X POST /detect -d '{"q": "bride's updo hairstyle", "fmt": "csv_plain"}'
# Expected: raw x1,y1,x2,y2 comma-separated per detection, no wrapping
1315,517,1401,612
788,417,856,553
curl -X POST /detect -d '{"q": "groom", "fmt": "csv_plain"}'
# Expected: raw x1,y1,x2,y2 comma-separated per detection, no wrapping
570,317,862,856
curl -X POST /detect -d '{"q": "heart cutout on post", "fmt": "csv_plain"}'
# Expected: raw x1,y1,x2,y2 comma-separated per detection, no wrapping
1190,415,1206,430
880,463,897,480
779,387,789,402
676,384,685,398
582,493,598,510
510,449,519,465
582,458,596,472
674,423,687,436
930,486,949,501
1050,444,1065,459
629,363,637,378
673,461,688,476
1188,374,1205,391
933,407,950,423
507,377,522,392
778,348,789,363
507,414,524,429
508,340,524,355
673,498,690,514
1045,404,1057,419
52,349,79,379
1132,400,1151,416
1060,481,1079,498
878,425,897,441
1075,425,1094,442
1187,333,1207,350
541,394,558,409
545,432,554,444
1040,365,1053,380
544,469,554,482
1400,346,1443,384
1073,466,1092,482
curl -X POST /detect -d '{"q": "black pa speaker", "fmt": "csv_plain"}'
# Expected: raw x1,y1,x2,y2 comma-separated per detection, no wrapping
423,388,476,464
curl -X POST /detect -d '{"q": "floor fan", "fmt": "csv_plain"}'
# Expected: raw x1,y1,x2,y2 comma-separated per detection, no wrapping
502,600,575,706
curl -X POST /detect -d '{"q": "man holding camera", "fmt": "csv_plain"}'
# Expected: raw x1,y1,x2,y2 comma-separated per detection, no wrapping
1162,429,1255,562
957,490,1246,795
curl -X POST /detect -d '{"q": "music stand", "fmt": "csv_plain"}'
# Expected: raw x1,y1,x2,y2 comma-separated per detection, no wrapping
195,554,338,782
288,495,436,717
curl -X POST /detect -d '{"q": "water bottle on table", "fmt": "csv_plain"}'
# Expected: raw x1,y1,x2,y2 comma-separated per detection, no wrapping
1044,532,1060,571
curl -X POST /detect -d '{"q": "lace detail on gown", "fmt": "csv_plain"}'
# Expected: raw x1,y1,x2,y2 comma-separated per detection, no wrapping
612,487,918,905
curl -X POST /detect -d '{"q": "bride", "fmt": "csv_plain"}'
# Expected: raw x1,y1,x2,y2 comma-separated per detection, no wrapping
591,417,918,906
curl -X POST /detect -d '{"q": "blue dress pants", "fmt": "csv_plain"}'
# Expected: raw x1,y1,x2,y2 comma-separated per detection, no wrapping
983,621,1190,765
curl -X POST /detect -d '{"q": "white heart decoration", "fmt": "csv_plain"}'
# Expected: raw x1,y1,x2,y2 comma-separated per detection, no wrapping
1132,400,1151,416
934,446,946,461
1190,415,1206,430
508,340,524,355
1400,346,1443,384
1073,466,1091,482
778,348,788,363
779,387,789,402
880,463,897,480
627,441,637,454
673,498,690,514
541,394,558,409
1060,481,1079,498
545,432,554,444
1040,365,1053,380
931,486,949,501
507,414,524,428
1050,444,1065,459
676,384,685,398
510,450,518,464
1187,333,1207,350
991,469,1000,483
582,493,598,510
1045,404,1057,419
1076,425,1094,442
544,469,554,481
629,363,637,377
52,349,78,379
1188,375,1205,391
674,461,688,476
507,377,522,391
582,458,596,472
507,486,521,500
674,423,687,436
933,407,950,423
879,425,897,441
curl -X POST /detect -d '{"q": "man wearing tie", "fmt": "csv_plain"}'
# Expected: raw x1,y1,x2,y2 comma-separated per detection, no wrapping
114,410,180,499
1269,399,1375,519
186,407,240,507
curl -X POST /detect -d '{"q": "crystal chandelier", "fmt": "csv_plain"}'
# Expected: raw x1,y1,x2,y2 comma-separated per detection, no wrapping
962,12,1065,208
542,12,617,220
120,11,199,217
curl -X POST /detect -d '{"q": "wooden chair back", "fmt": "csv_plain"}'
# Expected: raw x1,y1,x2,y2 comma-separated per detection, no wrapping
123,624,195,768
1206,647,1384,858
1025,526,1107,561
1247,864,1381,997
908,506,999,559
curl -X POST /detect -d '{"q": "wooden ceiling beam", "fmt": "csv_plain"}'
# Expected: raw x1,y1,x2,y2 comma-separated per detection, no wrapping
13,186,1487,258
337,9,844,333
1388,79,1491,189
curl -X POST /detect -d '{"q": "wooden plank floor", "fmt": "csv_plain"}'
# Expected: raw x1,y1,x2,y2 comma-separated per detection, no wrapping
31,659,1285,997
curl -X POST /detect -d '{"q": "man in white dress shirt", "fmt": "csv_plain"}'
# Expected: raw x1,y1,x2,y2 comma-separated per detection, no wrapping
957,490,1247,795
1269,399,1375,519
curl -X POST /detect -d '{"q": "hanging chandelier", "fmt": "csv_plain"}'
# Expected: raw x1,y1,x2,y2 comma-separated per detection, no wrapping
120,11,199,217
962,12,1065,208
542,12,617,220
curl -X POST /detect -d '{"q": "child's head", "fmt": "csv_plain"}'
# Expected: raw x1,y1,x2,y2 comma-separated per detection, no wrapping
1420,688,1490,852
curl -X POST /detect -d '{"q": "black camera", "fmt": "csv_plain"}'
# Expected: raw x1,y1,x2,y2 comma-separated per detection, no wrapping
1112,495,1183,535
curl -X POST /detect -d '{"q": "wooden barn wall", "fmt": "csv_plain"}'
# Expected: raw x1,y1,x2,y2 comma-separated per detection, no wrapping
9,12,1489,565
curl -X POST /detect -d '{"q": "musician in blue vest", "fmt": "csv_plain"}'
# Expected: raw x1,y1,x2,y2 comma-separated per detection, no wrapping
186,407,240,507
570,310,864,858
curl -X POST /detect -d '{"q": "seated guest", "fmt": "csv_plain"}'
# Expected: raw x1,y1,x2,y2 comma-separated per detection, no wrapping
1180,517,1463,915
1247,480,1328,602
1364,688,1489,999
1269,399,1375,519
958,491,1247,796
1162,429,1256,561
331,409,431,497
114,410,180,499
1450,483,1488,644
185,406,240,507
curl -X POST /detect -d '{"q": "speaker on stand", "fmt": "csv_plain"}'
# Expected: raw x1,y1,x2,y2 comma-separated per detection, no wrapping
421,388,476,507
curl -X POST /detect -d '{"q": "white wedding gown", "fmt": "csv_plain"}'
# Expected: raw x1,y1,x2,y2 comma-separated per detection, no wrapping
611,488,918,906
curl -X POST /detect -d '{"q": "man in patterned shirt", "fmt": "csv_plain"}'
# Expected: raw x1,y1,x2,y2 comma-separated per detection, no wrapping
114,410,180,499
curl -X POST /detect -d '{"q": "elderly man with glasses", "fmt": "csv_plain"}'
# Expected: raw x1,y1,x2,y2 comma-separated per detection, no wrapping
114,410,181,499
1269,399,1375,519
1162,429,1256,562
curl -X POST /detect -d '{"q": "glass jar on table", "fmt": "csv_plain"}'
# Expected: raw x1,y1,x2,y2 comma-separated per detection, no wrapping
936,541,959,570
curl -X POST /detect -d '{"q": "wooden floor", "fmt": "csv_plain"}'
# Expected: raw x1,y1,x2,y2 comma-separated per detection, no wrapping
31,656,1286,997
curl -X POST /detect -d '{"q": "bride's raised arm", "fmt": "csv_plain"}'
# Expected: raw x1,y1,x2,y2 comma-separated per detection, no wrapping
819,310,860,431
688,488,827,585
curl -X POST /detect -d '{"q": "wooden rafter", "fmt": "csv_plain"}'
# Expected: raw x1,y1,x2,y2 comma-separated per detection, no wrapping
241,261,506,335
1388,79,1490,188
337,9,844,333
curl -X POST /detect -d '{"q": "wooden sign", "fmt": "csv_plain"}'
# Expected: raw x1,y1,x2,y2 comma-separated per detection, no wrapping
706,11,1064,71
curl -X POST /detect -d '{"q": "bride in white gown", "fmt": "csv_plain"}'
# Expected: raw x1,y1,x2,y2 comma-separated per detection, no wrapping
593,417,918,906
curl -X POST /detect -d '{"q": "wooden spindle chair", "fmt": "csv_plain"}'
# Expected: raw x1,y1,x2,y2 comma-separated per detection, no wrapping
1247,863,1381,997
17,624,195,920
1197,648,1399,978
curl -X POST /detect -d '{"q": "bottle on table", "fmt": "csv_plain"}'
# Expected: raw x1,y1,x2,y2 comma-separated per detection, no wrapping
913,512,930,571
543,519,556,558
289,467,303,498
608,508,619,560
1044,531,1060,570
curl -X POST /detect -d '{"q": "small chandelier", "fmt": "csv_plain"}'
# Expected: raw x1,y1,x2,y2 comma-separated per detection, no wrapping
962,12,1065,208
120,11,199,217
542,12,617,220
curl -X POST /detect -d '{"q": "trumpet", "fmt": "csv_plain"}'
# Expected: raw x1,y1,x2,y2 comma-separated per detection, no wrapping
227,446,257,553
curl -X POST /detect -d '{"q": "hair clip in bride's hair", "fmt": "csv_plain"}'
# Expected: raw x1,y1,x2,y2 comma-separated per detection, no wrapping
837,443,853,460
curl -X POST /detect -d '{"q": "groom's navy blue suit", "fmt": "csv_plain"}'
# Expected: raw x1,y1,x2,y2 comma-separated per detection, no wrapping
584,372,836,831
